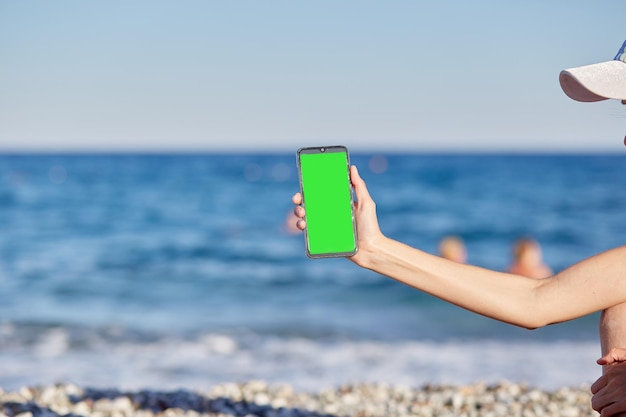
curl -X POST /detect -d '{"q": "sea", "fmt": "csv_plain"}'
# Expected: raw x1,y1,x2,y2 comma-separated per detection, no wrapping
0,153,625,392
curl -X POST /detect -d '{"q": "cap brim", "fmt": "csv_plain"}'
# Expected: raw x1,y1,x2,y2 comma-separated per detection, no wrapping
559,60,626,102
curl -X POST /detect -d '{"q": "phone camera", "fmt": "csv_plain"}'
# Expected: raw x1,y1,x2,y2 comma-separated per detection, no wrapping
320,147,325,152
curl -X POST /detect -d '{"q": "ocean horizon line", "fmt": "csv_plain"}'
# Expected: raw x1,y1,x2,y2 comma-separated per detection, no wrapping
0,149,624,157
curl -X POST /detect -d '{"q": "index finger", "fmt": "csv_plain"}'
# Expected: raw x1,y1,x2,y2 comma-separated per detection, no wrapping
591,374,608,394
292,192,302,205
598,348,626,365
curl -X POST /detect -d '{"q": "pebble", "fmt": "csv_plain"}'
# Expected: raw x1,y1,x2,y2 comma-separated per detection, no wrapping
0,381,599,417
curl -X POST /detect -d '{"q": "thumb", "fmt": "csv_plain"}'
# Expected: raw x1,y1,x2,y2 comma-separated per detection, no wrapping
350,165,372,203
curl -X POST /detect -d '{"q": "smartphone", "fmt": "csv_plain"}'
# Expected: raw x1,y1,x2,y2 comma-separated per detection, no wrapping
296,145,357,258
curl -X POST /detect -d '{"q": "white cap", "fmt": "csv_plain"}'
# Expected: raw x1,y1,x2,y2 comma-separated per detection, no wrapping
559,40,626,102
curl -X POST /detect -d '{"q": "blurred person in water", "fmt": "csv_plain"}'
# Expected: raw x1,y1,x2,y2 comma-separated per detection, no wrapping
438,236,467,264
506,237,552,279
292,40,626,416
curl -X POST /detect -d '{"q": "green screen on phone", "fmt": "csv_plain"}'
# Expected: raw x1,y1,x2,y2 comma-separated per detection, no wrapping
297,146,357,258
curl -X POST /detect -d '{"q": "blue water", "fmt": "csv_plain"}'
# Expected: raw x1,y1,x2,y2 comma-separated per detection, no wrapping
0,153,624,391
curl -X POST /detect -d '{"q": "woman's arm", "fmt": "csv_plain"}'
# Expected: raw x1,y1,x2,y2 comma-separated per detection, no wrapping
359,228,626,329
293,165,626,329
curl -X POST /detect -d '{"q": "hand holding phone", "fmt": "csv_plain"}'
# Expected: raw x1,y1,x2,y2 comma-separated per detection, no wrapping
296,146,358,258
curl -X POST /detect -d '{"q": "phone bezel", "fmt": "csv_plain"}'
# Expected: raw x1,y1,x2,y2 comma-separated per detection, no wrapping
296,145,358,258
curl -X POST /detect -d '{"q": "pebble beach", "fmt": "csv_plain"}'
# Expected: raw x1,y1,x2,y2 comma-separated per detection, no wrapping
0,380,598,417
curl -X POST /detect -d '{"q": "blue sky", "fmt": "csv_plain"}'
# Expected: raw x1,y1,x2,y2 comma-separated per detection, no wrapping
0,1,624,153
